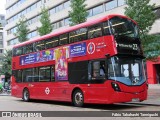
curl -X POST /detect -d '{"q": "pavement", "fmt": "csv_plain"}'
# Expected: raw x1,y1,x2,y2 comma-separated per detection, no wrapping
140,84,160,105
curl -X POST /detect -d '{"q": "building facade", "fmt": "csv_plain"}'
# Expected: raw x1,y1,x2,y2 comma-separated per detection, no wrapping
4,0,160,84
0,14,6,73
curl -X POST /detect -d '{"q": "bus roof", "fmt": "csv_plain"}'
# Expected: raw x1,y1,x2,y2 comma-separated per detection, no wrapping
13,14,136,48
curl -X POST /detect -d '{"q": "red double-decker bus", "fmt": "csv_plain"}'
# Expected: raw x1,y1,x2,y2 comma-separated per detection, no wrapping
11,14,147,107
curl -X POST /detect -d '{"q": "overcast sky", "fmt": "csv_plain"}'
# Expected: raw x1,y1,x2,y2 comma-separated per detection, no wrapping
0,0,6,15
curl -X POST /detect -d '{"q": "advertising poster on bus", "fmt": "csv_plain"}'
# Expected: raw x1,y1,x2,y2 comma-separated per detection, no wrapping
55,47,68,80
20,49,54,65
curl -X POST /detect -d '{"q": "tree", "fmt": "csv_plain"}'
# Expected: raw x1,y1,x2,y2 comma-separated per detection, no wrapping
1,49,12,80
125,0,160,59
69,0,88,26
142,34,160,60
37,6,52,36
15,16,30,42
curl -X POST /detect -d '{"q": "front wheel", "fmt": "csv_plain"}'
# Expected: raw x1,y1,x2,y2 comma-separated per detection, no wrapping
23,89,30,102
72,89,84,107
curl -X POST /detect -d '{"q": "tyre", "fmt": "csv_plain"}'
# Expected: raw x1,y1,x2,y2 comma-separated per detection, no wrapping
72,89,84,107
23,89,30,102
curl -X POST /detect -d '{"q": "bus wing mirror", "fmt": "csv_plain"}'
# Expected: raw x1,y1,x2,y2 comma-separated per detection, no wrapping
105,54,110,58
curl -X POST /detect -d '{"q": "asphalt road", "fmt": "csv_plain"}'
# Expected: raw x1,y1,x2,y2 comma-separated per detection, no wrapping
0,84,160,120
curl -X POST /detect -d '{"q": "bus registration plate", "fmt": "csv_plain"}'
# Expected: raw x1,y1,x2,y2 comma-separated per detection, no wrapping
132,98,140,102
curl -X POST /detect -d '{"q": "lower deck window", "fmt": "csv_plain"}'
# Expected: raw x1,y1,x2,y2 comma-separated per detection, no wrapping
13,66,55,83
89,60,106,80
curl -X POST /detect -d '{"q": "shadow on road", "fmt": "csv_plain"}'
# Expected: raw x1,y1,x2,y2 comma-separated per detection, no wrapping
16,99,148,111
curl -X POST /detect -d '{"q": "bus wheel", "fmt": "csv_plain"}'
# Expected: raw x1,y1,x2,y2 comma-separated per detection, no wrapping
23,89,30,102
73,89,84,107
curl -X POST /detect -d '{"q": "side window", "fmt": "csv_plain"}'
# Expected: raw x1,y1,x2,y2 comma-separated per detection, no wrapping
39,66,51,82
103,21,111,35
91,60,106,79
14,47,23,56
24,44,33,54
51,66,55,81
34,40,45,52
68,61,88,84
15,70,22,83
88,24,102,39
69,28,87,43
46,37,59,49
59,33,68,45
23,68,33,82
33,68,39,82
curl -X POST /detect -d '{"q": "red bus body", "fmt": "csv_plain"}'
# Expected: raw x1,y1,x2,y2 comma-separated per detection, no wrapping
11,14,147,105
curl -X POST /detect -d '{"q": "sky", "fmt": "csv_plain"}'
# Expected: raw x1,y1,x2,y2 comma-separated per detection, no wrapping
0,0,6,15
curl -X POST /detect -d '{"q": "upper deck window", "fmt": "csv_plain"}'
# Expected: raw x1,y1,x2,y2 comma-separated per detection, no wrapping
34,40,45,52
13,47,23,56
69,28,87,43
59,33,68,45
46,37,59,49
88,24,102,39
23,44,33,54
103,21,111,35
109,17,139,38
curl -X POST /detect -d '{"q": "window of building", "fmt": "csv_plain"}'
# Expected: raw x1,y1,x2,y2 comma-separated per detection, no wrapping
154,7,160,19
64,18,70,26
50,8,56,15
64,1,70,8
39,66,51,82
92,5,103,16
57,20,64,28
87,9,93,17
30,3,37,11
0,16,5,20
118,0,126,6
0,41,3,48
88,24,102,39
106,0,118,11
0,49,3,53
55,4,64,12
52,23,57,30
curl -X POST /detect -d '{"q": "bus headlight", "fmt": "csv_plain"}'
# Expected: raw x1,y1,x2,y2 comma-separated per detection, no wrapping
111,82,121,92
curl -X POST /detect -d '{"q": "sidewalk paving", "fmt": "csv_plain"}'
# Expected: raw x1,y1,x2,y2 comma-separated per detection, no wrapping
130,84,160,106
149,84,160,89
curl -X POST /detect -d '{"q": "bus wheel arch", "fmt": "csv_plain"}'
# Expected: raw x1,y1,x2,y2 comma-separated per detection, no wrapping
22,88,30,102
72,88,84,107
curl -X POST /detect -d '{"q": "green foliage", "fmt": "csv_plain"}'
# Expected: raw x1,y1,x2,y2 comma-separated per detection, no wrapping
125,0,156,34
37,6,52,36
15,16,30,42
125,0,159,59
1,49,12,79
142,34,160,60
69,0,88,26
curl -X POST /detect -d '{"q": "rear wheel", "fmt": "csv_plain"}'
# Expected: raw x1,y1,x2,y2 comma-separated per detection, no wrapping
23,89,30,102
72,89,84,107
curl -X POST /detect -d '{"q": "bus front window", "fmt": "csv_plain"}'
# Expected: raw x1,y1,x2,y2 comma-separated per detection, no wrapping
108,56,146,85
109,17,139,38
